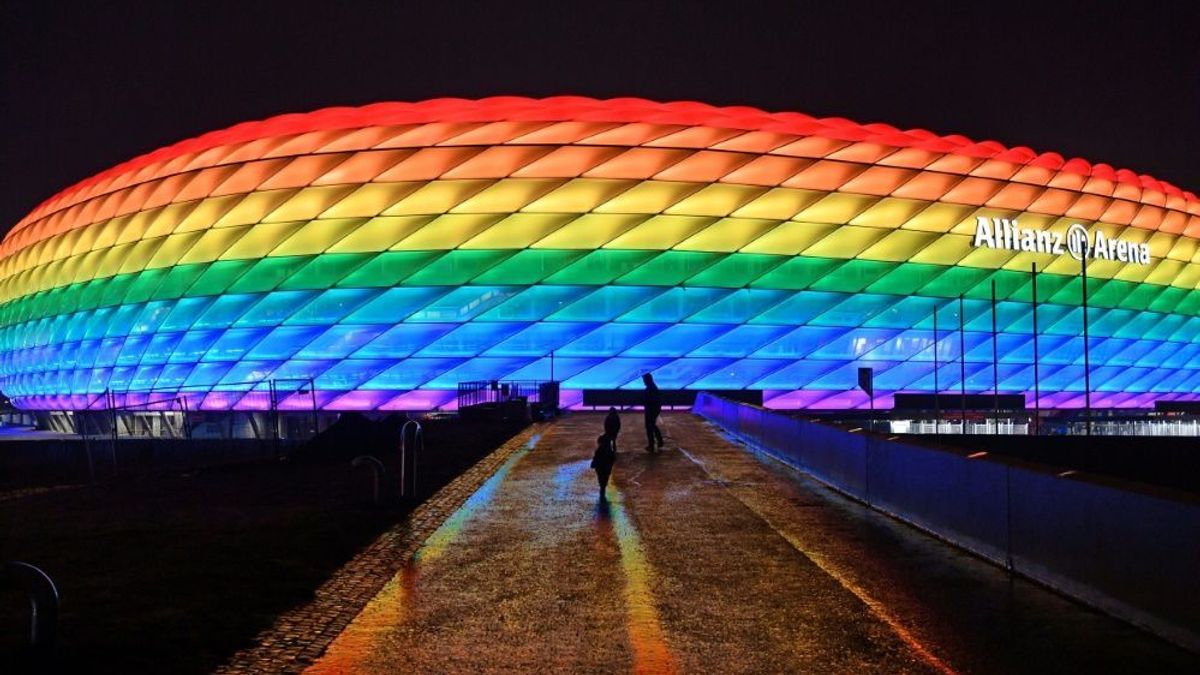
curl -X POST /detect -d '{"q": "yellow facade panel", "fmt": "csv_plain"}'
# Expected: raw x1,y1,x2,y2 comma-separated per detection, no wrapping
731,188,824,220
206,192,290,228
450,179,565,214
800,225,888,259
178,225,252,265
172,195,241,232
219,221,305,260
857,230,940,262
117,239,167,276
663,184,767,217
147,201,205,240
460,213,575,249
90,216,127,252
529,214,647,249
849,198,930,229
319,182,422,219
263,186,358,223
1170,263,1200,290
391,214,504,250
594,181,701,215
89,245,129,282
521,179,636,214
907,234,972,266
793,193,878,225
739,222,837,255
327,216,434,253
602,215,715,250
270,218,364,256
673,218,780,252
382,180,492,216
145,232,204,270
116,208,160,246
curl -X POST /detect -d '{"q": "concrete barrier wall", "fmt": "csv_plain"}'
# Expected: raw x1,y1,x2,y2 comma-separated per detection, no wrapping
693,392,1200,652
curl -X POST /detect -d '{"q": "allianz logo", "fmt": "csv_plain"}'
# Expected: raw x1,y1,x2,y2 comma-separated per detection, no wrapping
971,216,1151,265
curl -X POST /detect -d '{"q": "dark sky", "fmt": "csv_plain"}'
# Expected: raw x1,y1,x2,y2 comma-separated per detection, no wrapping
2,1,1198,230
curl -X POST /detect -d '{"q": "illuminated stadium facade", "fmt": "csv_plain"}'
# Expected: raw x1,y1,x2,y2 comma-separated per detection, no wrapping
3,96,1200,412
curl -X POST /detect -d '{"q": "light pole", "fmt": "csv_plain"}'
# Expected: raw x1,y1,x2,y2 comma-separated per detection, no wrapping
991,279,999,434
1031,262,1040,436
1081,252,1092,436
933,303,940,435
959,294,967,435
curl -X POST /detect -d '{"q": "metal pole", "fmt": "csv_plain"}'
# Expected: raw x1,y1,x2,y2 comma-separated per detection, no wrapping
992,279,999,434
960,294,968,435
107,389,117,471
869,387,875,432
309,377,318,438
933,303,940,435
1082,254,1092,436
269,379,280,458
1031,262,1040,436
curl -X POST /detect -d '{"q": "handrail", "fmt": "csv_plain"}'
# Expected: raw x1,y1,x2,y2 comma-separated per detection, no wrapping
3,561,59,651
351,455,386,505
399,420,423,499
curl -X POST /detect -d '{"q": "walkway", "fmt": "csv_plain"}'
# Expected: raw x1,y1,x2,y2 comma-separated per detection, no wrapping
305,412,1197,674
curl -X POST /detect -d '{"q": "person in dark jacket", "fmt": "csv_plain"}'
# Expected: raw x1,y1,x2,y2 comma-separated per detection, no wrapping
604,407,621,451
591,433,617,501
642,373,663,452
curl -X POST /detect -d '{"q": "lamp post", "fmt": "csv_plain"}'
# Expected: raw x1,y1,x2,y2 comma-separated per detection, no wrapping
1031,262,1040,436
933,303,940,435
991,279,999,434
960,294,967,435
1082,252,1092,436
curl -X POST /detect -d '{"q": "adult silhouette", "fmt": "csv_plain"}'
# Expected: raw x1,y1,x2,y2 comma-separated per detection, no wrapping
642,373,663,452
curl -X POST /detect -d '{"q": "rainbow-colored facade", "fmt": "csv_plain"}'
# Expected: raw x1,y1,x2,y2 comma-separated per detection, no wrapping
3,97,1200,411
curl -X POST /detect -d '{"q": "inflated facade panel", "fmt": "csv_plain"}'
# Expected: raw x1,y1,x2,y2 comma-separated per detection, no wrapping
2,97,1199,410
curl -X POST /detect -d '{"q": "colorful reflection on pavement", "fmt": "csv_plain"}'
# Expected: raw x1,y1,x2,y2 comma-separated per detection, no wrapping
596,492,678,675
307,435,541,673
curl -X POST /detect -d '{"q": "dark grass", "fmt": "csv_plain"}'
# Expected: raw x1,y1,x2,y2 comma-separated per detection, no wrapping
0,416,525,673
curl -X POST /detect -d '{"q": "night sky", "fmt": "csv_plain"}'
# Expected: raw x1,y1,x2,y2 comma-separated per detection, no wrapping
2,1,1198,231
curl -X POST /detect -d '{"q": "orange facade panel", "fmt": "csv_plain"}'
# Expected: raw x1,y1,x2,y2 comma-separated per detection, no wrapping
719,155,810,187
511,145,624,178
838,166,917,196
441,145,554,179
375,147,483,182
312,150,413,186
781,161,864,192
583,147,691,180
653,150,752,183
890,171,961,201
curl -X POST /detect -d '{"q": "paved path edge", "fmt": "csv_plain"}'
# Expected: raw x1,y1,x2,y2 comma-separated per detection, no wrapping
217,423,547,674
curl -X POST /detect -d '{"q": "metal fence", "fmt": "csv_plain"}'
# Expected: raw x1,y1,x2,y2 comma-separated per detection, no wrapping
887,414,1200,437
23,379,328,442
457,380,559,411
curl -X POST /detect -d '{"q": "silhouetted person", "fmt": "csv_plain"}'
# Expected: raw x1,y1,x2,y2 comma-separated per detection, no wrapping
604,407,621,451
642,373,663,452
591,433,617,501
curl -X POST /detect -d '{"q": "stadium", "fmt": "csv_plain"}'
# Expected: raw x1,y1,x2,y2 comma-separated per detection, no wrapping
2,96,1199,412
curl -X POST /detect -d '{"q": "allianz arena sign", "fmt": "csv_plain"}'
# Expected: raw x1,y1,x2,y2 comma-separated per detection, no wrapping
972,216,1152,265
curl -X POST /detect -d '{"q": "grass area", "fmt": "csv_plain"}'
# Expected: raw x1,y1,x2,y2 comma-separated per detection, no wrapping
0,415,525,673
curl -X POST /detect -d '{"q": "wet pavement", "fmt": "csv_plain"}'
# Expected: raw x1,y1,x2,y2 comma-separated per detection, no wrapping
305,412,1199,674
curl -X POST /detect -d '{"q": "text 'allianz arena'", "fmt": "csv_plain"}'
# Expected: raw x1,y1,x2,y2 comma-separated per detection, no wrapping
3,96,1200,411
